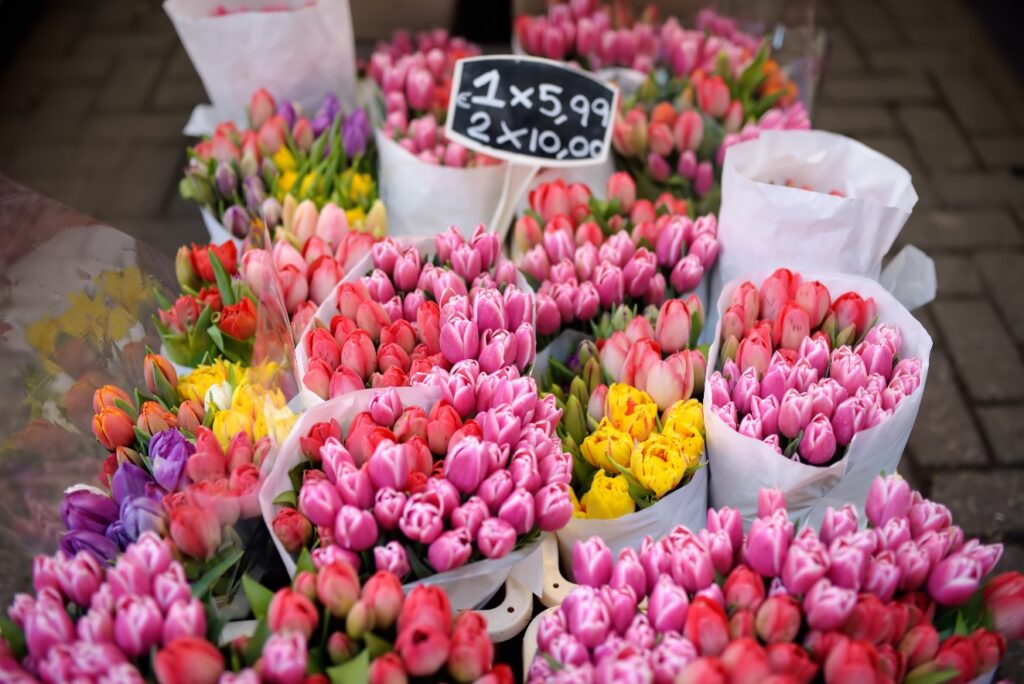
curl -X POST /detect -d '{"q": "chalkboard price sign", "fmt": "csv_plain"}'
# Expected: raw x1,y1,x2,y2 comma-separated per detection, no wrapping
445,55,619,167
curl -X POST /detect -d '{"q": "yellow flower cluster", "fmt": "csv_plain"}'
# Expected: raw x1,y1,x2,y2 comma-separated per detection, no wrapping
575,385,704,520
179,360,295,450
26,268,152,357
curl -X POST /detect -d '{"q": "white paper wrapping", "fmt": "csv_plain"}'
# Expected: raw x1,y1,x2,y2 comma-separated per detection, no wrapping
257,384,545,609
376,132,509,237
703,271,932,529
165,0,358,126
555,463,708,570
712,130,933,317
200,207,241,248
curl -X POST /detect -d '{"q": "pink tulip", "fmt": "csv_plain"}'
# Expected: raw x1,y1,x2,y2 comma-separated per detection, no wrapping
656,299,692,354
794,280,831,327
778,389,812,439
594,262,625,308
928,554,983,606
334,505,378,551
736,333,772,378
863,550,901,602
573,536,613,587
827,536,868,590
670,255,704,294
798,414,836,465
622,338,662,391
262,632,308,684
298,475,342,528
443,436,490,494
865,474,912,527
649,575,690,633
163,598,206,643
535,482,573,531
781,540,829,596
896,540,932,591
909,500,952,537
372,542,410,579
477,517,517,559
803,578,857,632
373,488,406,531
24,600,75,659
427,528,473,572
113,595,163,657
746,511,793,578
819,504,859,547
498,488,535,535
366,440,409,491
564,587,612,650
864,323,903,356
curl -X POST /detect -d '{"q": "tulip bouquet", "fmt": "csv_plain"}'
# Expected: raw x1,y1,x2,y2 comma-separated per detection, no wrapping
543,300,708,517
612,59,809,215
368,30,495,169
528,479,1021,684
515,173,719,342
267,383,573,595
707,269,924,467
0,532,227,683
68,353,294,610
221,562,512,683
180,88,377,241
244,193,387,340
156,240,260,366
296,227,538,402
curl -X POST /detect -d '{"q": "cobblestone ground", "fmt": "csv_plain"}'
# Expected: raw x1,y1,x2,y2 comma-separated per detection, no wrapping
2,0,1024,675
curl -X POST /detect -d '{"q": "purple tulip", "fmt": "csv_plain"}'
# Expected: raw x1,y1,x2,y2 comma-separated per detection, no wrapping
61,488,118,535
149,429,195,492
61,530,119,563
342,108,370,157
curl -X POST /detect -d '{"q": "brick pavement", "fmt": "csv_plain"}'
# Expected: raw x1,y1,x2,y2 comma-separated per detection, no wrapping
1,0,1024,675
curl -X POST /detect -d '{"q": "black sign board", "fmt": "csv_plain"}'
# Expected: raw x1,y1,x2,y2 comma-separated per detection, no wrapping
445,55,619,167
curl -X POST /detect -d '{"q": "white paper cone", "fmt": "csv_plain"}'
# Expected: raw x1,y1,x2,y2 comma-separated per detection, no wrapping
703,271,932,528
165,0,358,123
712,130,927,327
376,132,509,237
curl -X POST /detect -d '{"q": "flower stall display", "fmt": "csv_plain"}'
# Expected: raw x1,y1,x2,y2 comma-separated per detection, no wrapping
156,241,261,367
367,30,510,235
538,302,708,565
0,532,228,682
713,129,926,311
526,479,1020,684
704,269,931,525
261,382,572,609
515,173,718,344
295,227,536,404
179,89,378,244
165,0,357,127
224,561,514,682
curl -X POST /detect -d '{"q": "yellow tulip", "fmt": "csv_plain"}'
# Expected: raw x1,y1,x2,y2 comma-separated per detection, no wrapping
630,433,688,498
580,418,634,472
179,360,241,405
212,409,254,451
569,487,587,519
581,471,635,519
664,398,705,437
272,146,297,172
605,383,658,441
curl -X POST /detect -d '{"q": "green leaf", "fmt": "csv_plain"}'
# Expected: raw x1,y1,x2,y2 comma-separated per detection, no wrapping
242,574,275,621
244,621,270,665
0,615,26,659
296,547,316,574
273,490,298,508
153,287,173,310
904,668,960,684
363,632,393,658
571,448,598,494
327,649,370,684
113,397,136,415
408,547,434,579
209,251,236,307
548,358,577,386
191,547,245,599
783,430,804,459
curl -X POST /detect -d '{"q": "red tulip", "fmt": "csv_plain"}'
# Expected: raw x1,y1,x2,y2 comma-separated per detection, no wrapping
684,596,730,656
153,636,225,684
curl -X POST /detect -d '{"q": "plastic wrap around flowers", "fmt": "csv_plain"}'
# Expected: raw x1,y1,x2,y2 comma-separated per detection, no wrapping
2,532,221,683
68,354,289,575
225,563,513,683
527,477,1020,684
241,195,386,339
300,227,537,401
272,383,572,580
515,173,718,338
707,269,924,466
180,89,377,241
368,30,497,168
